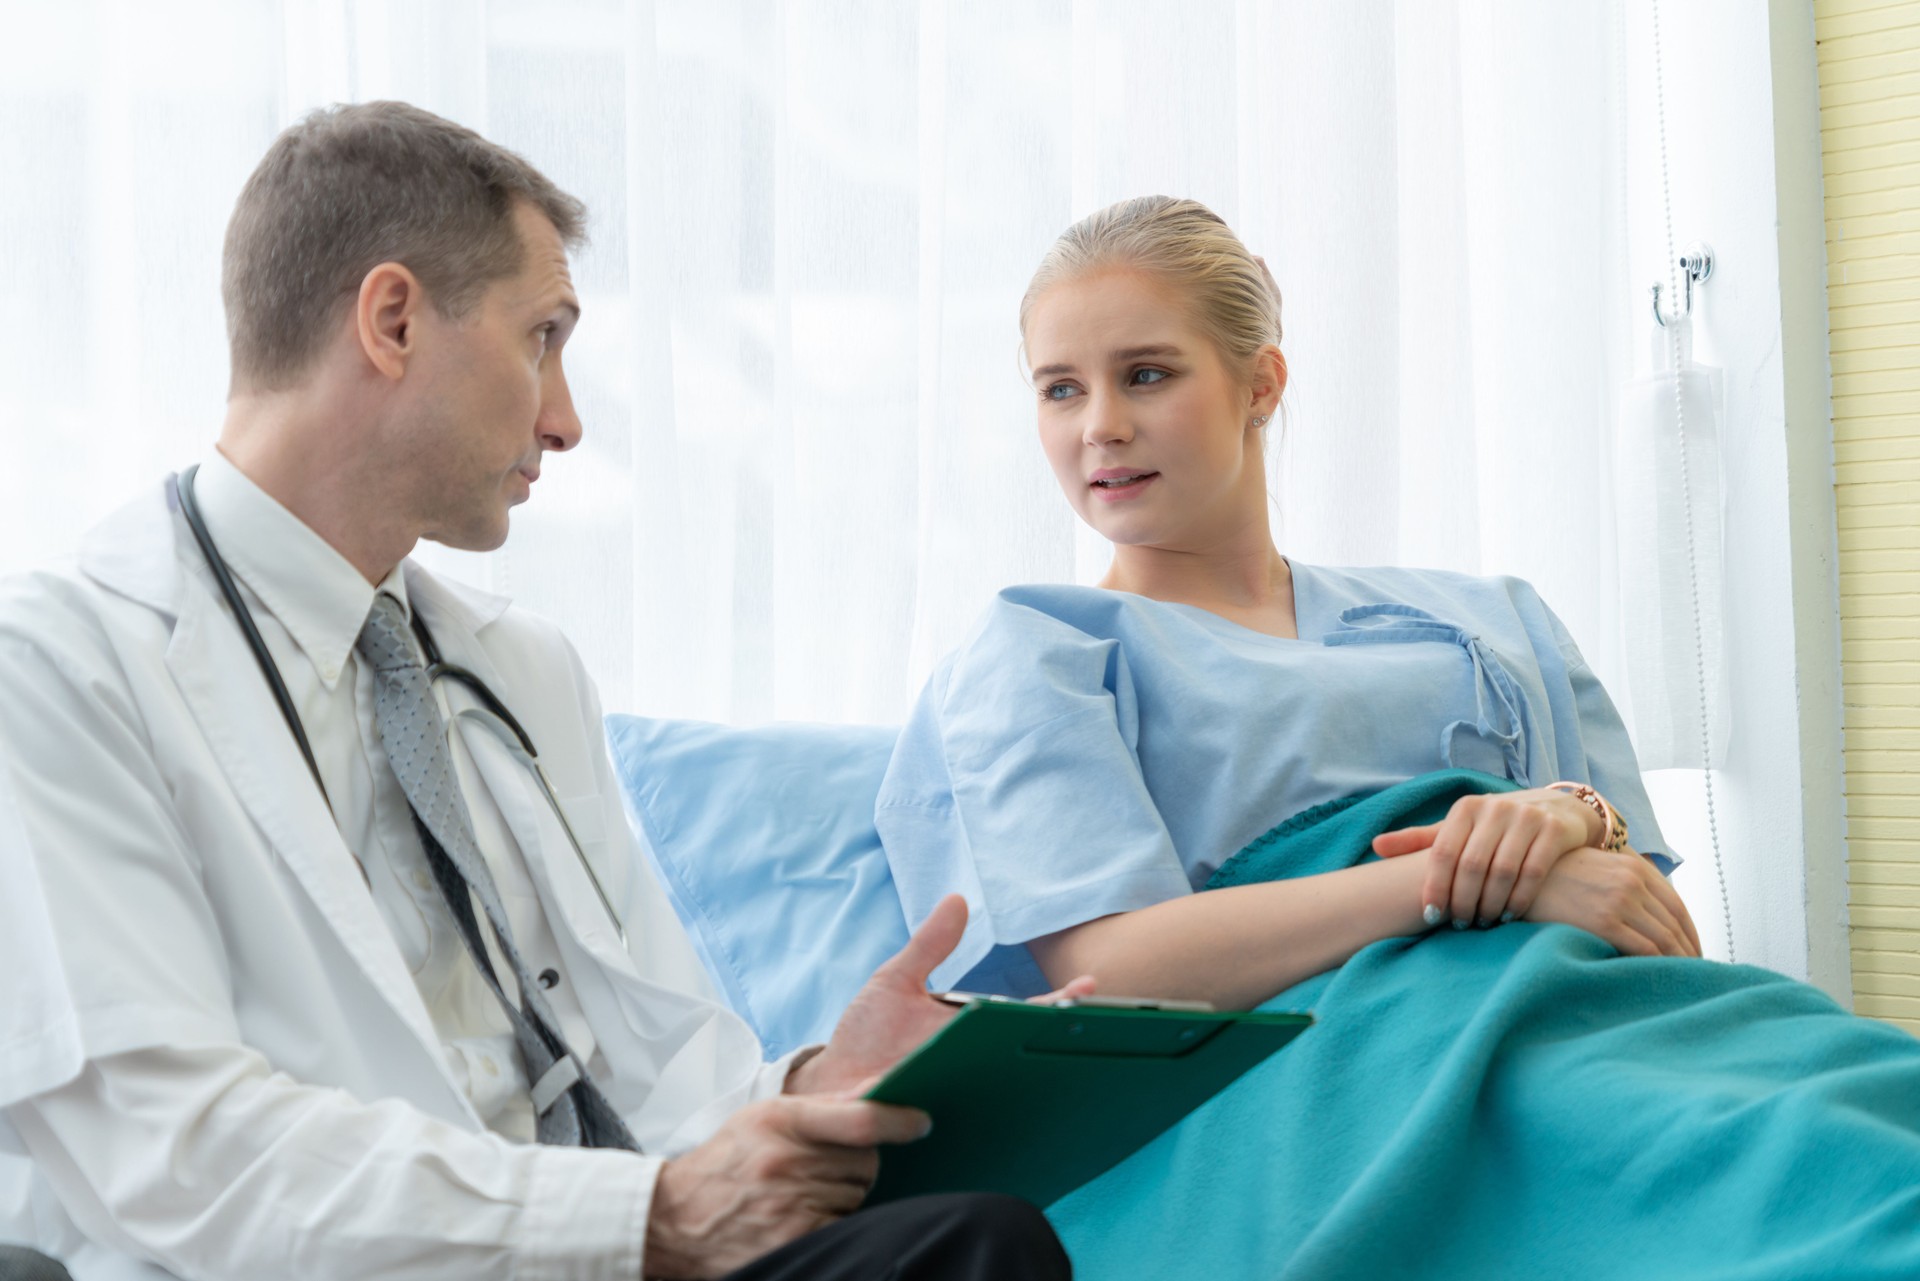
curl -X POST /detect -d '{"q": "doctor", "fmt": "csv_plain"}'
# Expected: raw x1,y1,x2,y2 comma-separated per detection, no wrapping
0,101,1075,1281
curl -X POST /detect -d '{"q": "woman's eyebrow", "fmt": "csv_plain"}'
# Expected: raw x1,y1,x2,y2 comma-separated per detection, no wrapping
1112,343,1181,362
1032,343,1184,382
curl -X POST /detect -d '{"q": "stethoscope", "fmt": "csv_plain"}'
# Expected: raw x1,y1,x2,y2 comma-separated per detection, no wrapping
174,465,628,948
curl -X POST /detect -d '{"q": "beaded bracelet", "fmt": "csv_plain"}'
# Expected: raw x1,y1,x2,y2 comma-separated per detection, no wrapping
1544,781,1631,852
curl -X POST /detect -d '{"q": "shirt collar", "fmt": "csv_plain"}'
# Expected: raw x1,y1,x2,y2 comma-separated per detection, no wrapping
191,450,410,691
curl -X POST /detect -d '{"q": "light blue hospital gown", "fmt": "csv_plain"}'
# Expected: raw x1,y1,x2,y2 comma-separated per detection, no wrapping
877,562,1672,996
876,565,1920,1281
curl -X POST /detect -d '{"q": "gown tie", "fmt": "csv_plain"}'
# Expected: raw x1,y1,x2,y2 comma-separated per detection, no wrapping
1321,603,1533,786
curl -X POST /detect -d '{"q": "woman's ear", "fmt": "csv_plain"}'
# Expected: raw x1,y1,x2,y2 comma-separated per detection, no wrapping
1248,344,1287,422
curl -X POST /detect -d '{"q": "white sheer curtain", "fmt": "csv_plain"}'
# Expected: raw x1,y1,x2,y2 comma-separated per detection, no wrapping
6,0,1745,948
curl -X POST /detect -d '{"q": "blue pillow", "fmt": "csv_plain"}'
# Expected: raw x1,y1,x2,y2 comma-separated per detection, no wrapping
605,715,908,1057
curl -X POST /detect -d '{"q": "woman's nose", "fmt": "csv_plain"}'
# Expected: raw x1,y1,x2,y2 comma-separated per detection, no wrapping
1083,393,1134,448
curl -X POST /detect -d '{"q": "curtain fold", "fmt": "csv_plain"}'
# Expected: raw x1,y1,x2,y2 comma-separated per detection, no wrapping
4,0,1751,951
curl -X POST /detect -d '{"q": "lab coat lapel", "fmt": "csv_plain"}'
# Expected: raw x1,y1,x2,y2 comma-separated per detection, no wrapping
167,589,449,1044
83,481,449,1062
408,576,641,983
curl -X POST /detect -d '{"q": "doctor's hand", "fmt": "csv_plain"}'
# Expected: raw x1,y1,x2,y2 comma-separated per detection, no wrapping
645,1093,931,1278
1373,788,1604,930
1525,845,1702,959
787,894,1096,1098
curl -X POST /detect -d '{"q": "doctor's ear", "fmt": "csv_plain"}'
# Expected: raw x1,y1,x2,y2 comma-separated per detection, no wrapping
355,262,427,382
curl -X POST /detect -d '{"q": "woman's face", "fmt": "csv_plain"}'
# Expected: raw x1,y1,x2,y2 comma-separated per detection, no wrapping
1026,266,1279,552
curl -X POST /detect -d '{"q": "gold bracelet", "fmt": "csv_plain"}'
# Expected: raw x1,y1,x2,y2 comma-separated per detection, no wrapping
1544,781,1630,852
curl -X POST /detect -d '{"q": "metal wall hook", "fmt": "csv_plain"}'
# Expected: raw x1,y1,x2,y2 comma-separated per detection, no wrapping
1652,242,1715,327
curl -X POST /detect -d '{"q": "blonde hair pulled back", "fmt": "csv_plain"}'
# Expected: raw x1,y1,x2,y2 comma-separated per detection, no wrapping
1019,195,1283,376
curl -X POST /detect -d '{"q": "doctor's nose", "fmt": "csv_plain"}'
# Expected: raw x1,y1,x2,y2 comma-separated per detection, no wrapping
539,359,584,454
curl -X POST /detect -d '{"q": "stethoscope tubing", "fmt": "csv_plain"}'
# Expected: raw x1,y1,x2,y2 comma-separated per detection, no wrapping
177,465,336,812
172,465,628,948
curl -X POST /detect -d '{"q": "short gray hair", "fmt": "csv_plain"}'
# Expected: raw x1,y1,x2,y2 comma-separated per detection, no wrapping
221,100,587,391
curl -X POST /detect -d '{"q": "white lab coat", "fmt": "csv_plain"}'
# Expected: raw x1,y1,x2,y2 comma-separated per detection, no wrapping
0,479,793,1279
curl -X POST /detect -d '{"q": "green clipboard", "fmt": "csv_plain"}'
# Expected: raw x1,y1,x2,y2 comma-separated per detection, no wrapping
862,999,1312,1207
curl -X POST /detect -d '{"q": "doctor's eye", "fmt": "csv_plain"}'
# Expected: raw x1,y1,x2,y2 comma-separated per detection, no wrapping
1129,367,1170,387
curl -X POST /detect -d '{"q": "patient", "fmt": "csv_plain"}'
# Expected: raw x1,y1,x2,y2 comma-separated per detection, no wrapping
876,196,1920,1278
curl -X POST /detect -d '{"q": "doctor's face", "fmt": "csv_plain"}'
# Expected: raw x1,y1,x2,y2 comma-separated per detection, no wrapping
1026,267,1271,553
407,200,585,552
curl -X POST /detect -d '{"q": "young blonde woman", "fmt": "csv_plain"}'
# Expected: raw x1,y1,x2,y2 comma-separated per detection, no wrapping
876,197,1920,1279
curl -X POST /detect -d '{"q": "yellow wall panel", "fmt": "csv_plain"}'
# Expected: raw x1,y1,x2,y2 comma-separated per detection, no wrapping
1820,0,1920,1029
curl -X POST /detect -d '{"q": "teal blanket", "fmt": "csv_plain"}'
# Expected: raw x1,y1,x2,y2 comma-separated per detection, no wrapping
1047,770,1920,1279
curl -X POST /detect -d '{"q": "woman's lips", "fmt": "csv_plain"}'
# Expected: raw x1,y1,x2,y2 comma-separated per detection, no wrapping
1089,470,1159,502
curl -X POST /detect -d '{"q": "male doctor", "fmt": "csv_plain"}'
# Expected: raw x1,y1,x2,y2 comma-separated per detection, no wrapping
0,102,1076,1280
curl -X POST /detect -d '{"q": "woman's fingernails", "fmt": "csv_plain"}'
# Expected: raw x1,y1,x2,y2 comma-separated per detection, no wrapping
1451,919,1469,931
1499,910,1516,924
1475,918,1491,929
1423,903,1444,927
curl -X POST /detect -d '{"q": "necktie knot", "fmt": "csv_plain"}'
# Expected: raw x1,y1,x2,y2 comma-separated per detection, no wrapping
356,592,422,674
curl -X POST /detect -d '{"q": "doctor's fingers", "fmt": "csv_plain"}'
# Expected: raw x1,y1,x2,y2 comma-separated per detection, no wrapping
874,894,970,988
778,1096,933,1151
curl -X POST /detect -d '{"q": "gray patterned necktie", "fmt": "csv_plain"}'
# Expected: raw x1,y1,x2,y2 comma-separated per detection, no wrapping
356,592,638,1151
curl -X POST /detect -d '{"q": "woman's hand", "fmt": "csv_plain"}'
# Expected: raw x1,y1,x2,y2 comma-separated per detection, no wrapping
1527,845,1702,958
1372,789,1606,929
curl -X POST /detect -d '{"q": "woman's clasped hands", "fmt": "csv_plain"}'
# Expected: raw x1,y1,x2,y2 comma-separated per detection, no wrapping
1372,790,1702,959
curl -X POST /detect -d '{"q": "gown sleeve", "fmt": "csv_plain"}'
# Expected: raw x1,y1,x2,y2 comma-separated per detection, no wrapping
1524,586,1679,875
876,597,1195,993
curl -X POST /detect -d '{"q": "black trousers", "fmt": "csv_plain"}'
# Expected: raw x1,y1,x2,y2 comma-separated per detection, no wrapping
0,1196,1068,1281
721,1194,1071,1281
0,1247,70,1281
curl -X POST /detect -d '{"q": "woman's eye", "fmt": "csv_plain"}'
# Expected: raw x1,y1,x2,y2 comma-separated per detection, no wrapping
1131,368,1168,386
1043,382,1079,402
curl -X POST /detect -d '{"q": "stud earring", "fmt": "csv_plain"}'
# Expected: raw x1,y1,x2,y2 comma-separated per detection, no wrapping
1252,414,1270,428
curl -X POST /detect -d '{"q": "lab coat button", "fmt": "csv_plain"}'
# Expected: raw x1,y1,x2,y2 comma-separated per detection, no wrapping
481,1056,500,1078
538,968,560,990
413,869,432,891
